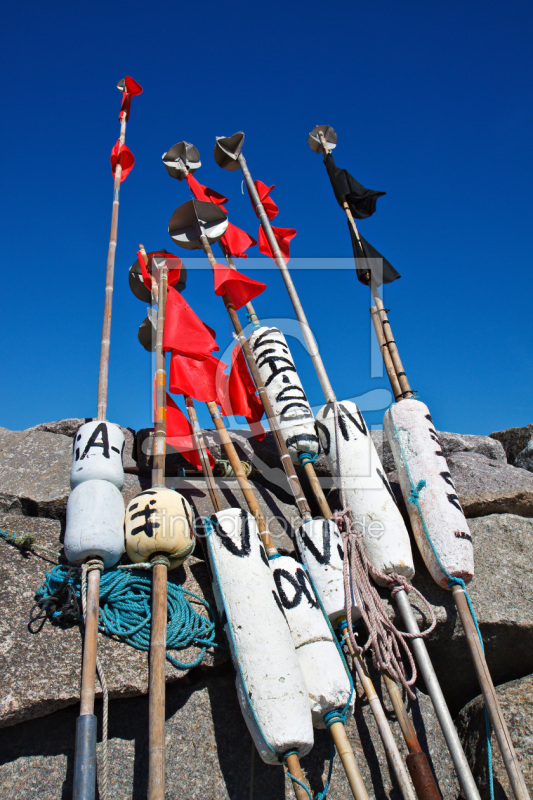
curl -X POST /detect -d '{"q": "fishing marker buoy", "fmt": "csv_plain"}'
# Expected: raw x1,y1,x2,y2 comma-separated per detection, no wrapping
316,401,415,583
125,488,195,569
205,508,313,764
271,554,353,728
248,327,319,464
64,479,125,568
383,399,474,589
294,518,360,622
70,421,125,490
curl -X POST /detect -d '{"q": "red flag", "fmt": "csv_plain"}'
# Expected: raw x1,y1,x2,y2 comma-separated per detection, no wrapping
254,181,279,220
118,75,143,121
110,141,135,182
221,346,265,439
169,354,227,404
220,222,257,259
163,287,219,359
136,250,184,291
258,225,296,265
213,264,266,310
186,173,228,208
165,392,214,471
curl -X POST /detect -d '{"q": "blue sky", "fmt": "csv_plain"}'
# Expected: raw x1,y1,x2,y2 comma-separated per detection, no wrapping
1,1,531,436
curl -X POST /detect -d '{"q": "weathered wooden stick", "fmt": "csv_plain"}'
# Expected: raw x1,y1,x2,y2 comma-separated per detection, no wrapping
79,568,101,716
97,112,127,421
152,259,168,489
148,558,169,800
368,277,413,400
370,306,403,402
328,722,372,800
452,586,530,800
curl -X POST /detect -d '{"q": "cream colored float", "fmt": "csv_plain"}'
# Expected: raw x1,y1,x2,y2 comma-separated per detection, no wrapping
64,479,125,568
270,554,353,728
383,398,474,588
204,508,314,764
124,487,195,569
248,327,319,464
70,420,125,489
316,401,414,582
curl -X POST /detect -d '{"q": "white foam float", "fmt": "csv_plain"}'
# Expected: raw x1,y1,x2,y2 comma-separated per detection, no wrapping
64,479,125,568
204,508,313,764
124,487,195,569
316,401,414,583
248,327,319,464
294,518,360,623
383,399,474,589
270,554,353,728
70,421,125,490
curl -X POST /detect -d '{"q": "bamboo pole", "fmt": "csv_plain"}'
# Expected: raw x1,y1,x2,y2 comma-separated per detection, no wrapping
152,258,168,488
452,586,530,800
97,112,127,421
370,306,403,402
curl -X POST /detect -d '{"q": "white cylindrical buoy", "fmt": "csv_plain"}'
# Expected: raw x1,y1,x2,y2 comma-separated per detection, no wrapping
124,487,195,569
294,518,360,623
64,479,125,568
248,327,319,464
316,401,414,583
383,399,475,589
270,554,353,728
70,421,125,490
204,508,314,764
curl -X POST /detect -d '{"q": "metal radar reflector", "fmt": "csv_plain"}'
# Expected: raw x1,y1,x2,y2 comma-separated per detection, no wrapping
214,132,245,170
162,141,201,180
308,125,337,153
168,199,228,250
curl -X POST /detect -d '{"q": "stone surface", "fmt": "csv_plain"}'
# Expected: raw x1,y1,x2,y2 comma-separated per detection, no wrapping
0,513,226,729
404,513,533,714
515,439,533,473
491,423,533,465
457,673,533,799
445,451,533,518
0,663,460,800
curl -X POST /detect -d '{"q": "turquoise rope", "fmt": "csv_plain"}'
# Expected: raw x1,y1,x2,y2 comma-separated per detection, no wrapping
298,452,319,467
0,527,35,550
35,564,219,670
389,408,494,800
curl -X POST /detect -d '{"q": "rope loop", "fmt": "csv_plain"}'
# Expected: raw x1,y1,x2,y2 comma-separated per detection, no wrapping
0,527,35,551
84,558,104,573
298,452,318,467
408,479,426,504
323,708,346,727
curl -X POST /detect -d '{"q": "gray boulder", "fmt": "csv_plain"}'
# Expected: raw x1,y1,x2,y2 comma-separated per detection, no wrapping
490,423,533,465
457,673,533,799
445,451,533,518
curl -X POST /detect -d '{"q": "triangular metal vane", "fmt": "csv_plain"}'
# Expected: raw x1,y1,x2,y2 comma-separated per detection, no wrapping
214,132,245,170
116,78,127,93
308,124,337,153
138,307,158,352
162,141,201,180
129,250,187,302
168,199,228,250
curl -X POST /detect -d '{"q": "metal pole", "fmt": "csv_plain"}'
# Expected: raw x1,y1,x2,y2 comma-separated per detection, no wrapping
452,587,530,800
394,589,482,800
97,112,127,421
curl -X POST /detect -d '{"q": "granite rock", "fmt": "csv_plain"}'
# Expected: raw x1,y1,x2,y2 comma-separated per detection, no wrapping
457,673,533,799
515,440,533,474
445,451,533,518
490,423,533,466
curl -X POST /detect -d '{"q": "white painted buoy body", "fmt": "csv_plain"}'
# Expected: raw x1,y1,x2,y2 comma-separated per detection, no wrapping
271,555,353,728
124,488,195,569
248,327,319,464
316,401,414,583
204,508,313,764
70,421,125,490
294,519,360,622
383,399,474,589
64,479,125,568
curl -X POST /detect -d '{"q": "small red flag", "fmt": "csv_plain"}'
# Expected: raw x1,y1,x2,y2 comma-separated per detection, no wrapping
165,392,215,471
220,222,257,259
169,354,227,404
254,181,279,220
258,225,296,265
221,346,265,439
136,250,184,291
163,287,219,359
213,264,266,310
118,75,143,121
186,173,228,208
110,141,135,182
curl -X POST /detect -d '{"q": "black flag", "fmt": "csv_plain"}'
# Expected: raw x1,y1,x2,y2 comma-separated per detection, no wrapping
349,226,401,286
324,153,385,219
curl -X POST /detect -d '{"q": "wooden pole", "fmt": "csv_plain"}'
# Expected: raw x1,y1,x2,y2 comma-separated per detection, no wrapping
97,111,127,421
370,306,403,402
152,258,168,488
368,278,413,400
329,722,371,800
452,586,530,800
79,568,101,716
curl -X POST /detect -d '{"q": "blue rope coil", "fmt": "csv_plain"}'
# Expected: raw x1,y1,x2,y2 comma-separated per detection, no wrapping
298,452,318,467
35,564,220,670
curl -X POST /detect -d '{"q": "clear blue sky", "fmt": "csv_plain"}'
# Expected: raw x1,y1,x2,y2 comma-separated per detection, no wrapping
1,1,531,437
